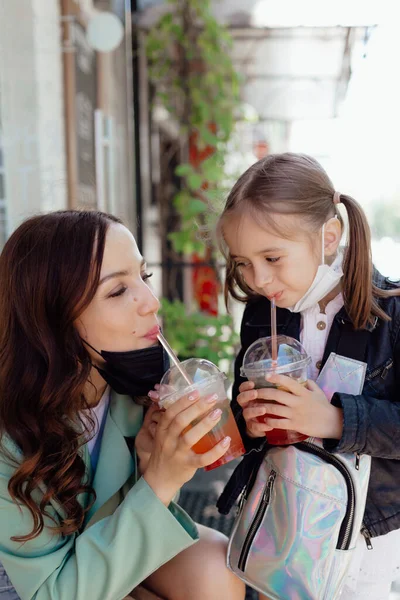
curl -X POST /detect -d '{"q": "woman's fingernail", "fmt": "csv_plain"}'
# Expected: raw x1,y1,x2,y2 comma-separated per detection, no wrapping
209,408,222,420
221,436,231,447
148,390,157,398
188,392,198,402
207,393,218,403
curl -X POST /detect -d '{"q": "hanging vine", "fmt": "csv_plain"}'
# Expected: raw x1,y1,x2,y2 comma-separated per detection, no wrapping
144,0,240,255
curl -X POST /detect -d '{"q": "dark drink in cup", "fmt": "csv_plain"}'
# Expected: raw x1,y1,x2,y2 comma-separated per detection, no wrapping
241,336,311,445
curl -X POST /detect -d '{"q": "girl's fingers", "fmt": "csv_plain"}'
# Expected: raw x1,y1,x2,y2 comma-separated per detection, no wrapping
148,390,160,400
237,388,258,408
266,374,307,396
247,419,274,435
243,403,270,421
239,380,255,393
263,416,292,430
256,386,297,407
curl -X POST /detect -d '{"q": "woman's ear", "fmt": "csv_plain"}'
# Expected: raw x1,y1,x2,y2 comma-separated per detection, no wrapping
324,216,342,258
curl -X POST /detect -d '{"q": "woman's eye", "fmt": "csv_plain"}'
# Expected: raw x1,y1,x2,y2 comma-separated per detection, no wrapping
266,257,280,264
142,271,153,282
109,287,127,298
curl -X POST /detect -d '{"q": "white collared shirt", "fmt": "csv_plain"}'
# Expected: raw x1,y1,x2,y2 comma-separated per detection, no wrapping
300,293,345,381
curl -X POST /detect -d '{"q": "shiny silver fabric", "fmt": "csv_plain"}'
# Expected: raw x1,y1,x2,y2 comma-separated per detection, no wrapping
227,353,371,600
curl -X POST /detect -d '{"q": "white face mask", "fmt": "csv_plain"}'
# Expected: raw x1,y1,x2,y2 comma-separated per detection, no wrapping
288,222,343,313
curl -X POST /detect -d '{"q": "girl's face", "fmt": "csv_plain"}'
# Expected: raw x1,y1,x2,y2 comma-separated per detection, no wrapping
75,223,160,362
224,212,338,309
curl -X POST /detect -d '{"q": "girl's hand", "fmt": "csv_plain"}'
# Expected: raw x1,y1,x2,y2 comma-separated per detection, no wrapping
135,404,162,475
237,380,274,438
143,390,231,506
255,374,344,440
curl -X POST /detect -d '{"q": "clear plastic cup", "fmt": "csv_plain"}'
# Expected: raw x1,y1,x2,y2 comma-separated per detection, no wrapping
240,335,311,445
158,358,245,471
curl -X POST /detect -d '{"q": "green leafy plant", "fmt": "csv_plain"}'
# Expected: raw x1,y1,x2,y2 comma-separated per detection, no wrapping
160,298,239,373
145,0,240,255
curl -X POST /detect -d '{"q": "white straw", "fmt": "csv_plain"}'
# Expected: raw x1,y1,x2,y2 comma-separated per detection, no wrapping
157,332,193,385
271,298,278,368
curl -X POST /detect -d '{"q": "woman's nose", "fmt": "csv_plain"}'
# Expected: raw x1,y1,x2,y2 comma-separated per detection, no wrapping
137,284,161,316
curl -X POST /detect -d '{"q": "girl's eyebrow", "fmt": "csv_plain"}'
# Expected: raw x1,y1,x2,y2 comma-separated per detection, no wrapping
231,246,284,259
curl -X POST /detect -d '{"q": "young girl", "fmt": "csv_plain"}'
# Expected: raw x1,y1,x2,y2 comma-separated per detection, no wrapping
217,153,400,600
0,211,245,600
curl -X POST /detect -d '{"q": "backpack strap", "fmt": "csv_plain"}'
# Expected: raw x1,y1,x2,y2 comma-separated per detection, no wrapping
217,443,267,515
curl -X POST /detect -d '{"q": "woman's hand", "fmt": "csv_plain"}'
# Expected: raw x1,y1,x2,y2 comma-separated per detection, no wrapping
143,390,231,506
135,404,163,475
236,380,274,438
253,374,343,440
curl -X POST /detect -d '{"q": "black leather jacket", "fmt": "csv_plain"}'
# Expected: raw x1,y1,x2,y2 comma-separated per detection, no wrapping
228,272,400,538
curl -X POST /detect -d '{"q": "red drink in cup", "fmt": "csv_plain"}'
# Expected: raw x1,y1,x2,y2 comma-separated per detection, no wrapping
241,335,311,445
158,358,245,471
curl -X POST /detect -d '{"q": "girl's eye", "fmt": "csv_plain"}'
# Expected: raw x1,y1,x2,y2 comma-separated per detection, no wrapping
266,257,280,263
236,262,250,269
142,271,153,282
109,287,127,298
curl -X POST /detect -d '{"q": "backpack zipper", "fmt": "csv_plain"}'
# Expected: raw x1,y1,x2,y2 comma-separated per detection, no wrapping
361,524,373,549
238,470,276,572
296,441,355,550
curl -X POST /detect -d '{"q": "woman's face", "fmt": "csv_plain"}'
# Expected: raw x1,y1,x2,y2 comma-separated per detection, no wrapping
75,223,160,364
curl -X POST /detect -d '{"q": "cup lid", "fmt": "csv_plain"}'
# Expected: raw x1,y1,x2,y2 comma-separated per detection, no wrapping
240,335,310,377
158,358,224,408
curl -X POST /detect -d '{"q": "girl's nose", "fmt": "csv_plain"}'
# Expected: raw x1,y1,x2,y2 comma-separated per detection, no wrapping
254,264,273,289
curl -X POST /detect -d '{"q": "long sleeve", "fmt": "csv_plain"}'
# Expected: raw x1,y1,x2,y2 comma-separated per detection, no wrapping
0,467,198,600
324,329,400,459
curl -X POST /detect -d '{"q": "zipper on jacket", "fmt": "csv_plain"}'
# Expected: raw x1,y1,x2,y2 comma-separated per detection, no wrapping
238,470,276,572
361,524,373,550
296,442,356,551
366,359,393,381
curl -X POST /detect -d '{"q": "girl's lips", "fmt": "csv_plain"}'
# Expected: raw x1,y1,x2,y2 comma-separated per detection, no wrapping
268,291,283,301
143,325,161,340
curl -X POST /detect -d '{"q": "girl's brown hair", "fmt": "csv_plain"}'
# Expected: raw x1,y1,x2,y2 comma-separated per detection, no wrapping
0,210,122,542
218,153,399,329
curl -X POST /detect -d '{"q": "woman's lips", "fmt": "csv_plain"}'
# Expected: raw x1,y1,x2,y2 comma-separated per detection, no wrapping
143,325,161,340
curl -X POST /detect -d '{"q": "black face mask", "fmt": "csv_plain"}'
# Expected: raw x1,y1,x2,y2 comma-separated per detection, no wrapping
84,341,170,397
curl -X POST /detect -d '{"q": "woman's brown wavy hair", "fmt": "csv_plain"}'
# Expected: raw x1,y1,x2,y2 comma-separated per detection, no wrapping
0,210,122,542
217,153,400,330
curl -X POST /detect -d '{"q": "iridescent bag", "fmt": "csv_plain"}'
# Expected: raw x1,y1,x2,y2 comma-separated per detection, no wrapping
226,351,371,600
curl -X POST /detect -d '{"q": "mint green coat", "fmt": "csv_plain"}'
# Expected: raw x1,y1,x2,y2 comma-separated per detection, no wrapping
0,392,198,599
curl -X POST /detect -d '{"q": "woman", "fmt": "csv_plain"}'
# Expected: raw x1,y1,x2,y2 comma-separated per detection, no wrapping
0,211,245,600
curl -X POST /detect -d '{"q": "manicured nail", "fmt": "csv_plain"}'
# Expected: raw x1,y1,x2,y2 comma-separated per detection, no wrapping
221,436,231,447
209,408,222,420
148,390,157,398
207,393,218,403
188,392,199,402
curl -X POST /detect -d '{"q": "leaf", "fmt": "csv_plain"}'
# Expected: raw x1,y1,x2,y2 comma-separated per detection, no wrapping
187,173,203,190
175,163,193,177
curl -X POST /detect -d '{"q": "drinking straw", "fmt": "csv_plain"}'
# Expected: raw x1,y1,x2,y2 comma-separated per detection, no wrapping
271,298,278,367
157,332,193,385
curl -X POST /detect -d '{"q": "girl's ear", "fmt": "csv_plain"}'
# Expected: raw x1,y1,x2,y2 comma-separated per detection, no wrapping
324,216,342,258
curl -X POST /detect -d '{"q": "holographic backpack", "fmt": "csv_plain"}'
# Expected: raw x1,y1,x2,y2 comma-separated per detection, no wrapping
225,350,371,600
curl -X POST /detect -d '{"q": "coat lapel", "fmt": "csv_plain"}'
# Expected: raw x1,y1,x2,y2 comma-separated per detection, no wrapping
84,391,143,525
